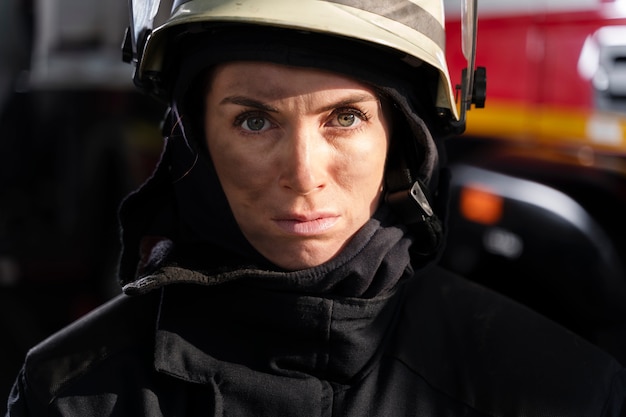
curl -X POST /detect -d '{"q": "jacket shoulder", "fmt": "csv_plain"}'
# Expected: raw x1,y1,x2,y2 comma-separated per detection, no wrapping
396,266,626,416
21,290,161,403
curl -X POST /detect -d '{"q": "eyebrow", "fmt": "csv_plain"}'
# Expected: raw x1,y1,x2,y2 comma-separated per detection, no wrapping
220,96,279,113
317,93,378,113
220,93,378,114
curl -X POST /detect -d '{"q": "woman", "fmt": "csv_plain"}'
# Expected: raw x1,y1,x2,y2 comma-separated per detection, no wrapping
6,1,626,416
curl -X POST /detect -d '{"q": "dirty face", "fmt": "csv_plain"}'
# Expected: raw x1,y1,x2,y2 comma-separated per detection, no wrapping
204,61,391,270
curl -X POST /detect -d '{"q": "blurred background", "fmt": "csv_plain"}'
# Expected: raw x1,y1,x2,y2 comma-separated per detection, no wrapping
0,0,166,409
1,0,626,413
442,0,626,369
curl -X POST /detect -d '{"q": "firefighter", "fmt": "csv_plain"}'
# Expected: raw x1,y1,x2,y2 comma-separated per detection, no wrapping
6,1,626,415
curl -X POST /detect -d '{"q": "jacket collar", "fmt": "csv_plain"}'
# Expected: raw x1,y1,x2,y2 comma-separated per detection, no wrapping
153,279,407,385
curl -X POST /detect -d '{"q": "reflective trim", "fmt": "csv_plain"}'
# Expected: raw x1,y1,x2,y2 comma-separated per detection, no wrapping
326,0,445,49
172,0,193,10
170,0,445,49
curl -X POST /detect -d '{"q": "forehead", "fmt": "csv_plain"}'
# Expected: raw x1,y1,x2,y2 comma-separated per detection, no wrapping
206,61,378,99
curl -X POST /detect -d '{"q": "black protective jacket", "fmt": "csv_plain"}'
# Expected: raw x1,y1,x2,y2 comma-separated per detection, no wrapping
6,210,626,416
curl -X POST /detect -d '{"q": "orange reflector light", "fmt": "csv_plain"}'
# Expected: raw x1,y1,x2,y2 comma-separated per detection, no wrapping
459,184,504,225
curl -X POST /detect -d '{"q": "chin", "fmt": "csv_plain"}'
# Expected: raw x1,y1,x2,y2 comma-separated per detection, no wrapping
267,244,341,271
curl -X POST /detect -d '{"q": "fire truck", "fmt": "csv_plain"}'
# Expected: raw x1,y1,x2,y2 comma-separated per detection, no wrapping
442,0,626,364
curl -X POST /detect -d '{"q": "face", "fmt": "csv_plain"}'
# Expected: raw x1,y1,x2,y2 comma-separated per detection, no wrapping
204,61,391,270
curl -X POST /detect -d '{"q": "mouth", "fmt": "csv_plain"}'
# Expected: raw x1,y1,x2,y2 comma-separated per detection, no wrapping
273,214,340,236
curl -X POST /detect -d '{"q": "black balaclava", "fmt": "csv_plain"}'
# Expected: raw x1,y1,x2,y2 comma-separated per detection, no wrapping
118,26,448,283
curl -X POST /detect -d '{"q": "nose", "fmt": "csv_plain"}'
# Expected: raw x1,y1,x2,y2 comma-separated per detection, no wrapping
279,126,327,195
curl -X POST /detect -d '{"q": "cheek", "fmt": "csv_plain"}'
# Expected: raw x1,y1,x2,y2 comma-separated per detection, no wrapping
206,130,273,206
347,132,389,190
355,132,389,211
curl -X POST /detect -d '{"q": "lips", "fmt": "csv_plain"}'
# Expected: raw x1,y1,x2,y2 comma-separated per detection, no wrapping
273,214,340,236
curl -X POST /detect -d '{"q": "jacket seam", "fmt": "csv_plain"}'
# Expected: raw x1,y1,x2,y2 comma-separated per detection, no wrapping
392,356,496,417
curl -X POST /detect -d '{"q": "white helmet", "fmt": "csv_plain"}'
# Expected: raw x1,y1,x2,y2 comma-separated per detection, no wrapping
123,0,471,126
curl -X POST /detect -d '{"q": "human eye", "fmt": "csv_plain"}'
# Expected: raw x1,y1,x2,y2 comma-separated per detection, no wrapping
327,108,370,129
235,112,273,133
